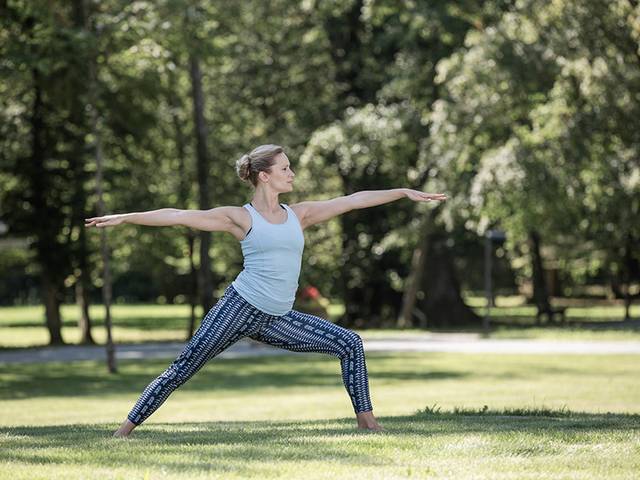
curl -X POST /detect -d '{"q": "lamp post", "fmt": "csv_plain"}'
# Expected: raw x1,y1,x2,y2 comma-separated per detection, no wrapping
484,229,506,333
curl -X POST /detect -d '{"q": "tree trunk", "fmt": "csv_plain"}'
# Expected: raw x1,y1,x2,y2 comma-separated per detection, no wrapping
529,230,552,323
324,0,369,107
622,232,637,321
168,65,199,339
189,54,214,313
70,0,95,345
187,233,198,338
417,230,481,328
42,272,64,344
338,224,363,328
398,209,438,327
336,171,364,328
30,68,65,345
88,11,116,373
76,224,95,344
95,110,116,373
75,269,95,344
610,273,623,299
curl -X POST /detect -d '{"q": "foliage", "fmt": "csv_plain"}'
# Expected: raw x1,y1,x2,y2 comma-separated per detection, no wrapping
430,0,640,288
0,0,637,332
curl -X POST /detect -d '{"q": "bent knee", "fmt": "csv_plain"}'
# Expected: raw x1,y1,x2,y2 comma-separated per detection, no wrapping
339,331,364,355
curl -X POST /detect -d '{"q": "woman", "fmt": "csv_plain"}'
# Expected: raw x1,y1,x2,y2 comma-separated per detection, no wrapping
85,144,446,437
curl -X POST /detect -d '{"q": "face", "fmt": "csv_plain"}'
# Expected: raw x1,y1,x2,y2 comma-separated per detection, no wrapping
261,152,295,192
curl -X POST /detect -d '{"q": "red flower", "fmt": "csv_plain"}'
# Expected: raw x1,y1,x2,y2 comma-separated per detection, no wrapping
301,285,320,300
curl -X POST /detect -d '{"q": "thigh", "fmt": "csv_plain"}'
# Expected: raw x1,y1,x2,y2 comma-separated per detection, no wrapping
254,309,358,355
179,286,263,367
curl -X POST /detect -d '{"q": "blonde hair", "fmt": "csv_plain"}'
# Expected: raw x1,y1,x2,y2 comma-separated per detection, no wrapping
236,144,284,187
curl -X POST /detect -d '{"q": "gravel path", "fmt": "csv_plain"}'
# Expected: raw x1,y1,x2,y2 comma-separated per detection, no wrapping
2,333,640,364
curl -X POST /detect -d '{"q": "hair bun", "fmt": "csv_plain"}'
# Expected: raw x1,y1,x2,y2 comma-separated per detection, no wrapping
234,144,284,187
235,154,252,182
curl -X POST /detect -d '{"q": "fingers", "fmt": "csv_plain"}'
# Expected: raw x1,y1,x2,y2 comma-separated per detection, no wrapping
414,192,447,202
426,193,447,201
84,217,109,228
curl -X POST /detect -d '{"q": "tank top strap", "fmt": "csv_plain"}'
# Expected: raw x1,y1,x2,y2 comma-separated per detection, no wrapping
243,203,255,216
284,203,302,225
245,202,289,225
241,203,257,238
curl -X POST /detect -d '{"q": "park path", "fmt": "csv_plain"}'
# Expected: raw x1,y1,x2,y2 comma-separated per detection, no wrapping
2,333,640,364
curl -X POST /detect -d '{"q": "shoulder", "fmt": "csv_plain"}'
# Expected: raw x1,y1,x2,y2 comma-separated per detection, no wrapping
287,202,307,220
223,205,250,225
287,197,354,230
215,205,251,241
288,202,319,230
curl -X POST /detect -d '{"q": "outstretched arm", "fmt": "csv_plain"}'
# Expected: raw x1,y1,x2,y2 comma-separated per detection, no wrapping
292,188,446,229
85,207,239,232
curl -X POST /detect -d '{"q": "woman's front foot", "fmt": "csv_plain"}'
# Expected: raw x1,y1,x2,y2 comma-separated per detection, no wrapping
356,411,384,431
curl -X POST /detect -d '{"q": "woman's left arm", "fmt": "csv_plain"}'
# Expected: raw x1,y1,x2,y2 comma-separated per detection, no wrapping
292,188,447,229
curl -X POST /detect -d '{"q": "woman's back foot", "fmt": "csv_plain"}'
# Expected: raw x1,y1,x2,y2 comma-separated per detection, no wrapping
112,419,136,438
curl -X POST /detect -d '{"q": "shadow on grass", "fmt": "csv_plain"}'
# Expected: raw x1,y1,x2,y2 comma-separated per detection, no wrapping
1,411,639,473
0,353,467,400
488,318,640,329
3,316,192,330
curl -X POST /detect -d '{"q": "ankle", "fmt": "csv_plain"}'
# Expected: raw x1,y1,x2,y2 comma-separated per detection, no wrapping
113,419,136,437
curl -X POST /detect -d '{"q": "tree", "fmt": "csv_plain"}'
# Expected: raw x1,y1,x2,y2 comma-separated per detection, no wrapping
430,0,640,318
0,3,91,344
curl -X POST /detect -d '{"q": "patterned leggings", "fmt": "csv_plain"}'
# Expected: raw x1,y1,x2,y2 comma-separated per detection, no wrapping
128,284,373,425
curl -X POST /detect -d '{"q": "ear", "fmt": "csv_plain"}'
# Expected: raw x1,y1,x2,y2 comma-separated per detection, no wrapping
258,170,270,183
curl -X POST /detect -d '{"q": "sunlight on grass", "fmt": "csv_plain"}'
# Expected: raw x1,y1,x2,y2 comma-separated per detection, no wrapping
0,352,639,479
2,300,640,348
464,295,640,320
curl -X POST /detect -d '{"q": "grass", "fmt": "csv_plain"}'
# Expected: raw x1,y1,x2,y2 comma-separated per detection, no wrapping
1,352,639,479
0,304,200,347
0,303,346,348
464,295,640,324
1,297,639,349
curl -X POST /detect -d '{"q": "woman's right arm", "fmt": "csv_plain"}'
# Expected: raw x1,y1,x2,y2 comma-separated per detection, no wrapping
85,207,241,233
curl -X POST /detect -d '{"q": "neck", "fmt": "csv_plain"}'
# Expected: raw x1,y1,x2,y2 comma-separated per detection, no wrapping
251,187,281,212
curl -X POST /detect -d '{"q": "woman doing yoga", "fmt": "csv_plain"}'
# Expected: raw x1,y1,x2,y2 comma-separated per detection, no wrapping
85,144,447,437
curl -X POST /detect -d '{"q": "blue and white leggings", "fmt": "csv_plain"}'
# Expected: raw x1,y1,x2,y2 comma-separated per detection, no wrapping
128,284,373,425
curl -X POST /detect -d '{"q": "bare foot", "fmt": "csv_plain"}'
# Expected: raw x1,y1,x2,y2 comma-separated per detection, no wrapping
357,423,384,432
356,411,384,431
112,419,136,438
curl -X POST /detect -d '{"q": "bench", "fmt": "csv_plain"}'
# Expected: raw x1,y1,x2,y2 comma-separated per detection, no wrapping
535,305,567,324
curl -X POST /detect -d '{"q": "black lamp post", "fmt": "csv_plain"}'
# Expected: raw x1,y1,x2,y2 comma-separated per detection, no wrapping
484,229,506,333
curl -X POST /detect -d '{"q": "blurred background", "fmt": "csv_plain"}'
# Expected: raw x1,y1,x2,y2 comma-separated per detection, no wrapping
1,0,638,347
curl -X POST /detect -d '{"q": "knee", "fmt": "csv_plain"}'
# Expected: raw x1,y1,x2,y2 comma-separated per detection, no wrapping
160,363,191,388
339,331,364,356
350,332,364,350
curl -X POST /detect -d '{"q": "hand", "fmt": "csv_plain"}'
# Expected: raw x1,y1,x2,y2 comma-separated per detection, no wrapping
85,214,126,228
404,189,447,202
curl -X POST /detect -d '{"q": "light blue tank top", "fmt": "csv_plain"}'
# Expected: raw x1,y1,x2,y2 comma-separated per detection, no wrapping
231,203,305,316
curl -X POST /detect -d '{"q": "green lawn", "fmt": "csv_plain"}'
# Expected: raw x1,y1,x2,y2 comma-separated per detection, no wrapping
1,352,639,479
1,299,639,348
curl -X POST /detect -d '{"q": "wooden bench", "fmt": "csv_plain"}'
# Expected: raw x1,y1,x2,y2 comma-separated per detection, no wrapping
535,305,567,324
